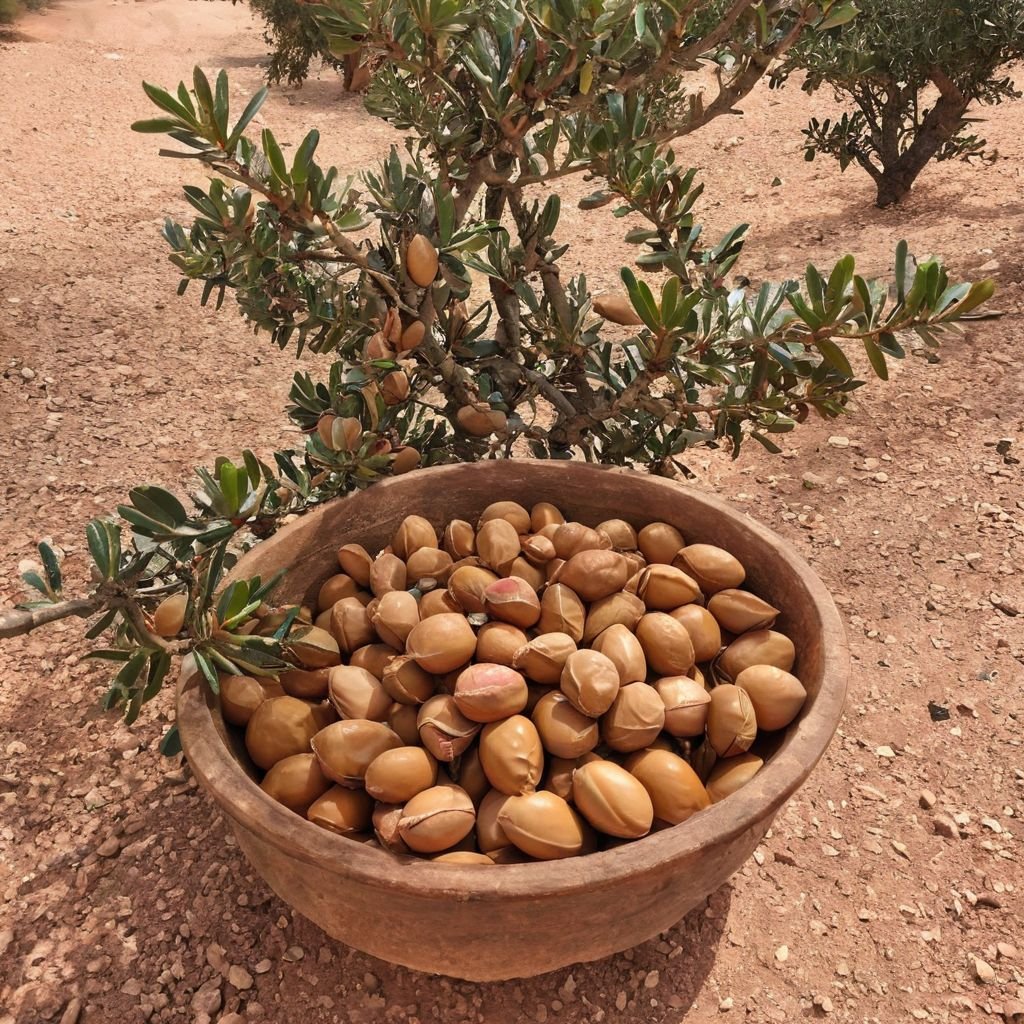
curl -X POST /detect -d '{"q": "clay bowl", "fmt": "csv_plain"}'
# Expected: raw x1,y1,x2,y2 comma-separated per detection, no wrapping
177,461,847,981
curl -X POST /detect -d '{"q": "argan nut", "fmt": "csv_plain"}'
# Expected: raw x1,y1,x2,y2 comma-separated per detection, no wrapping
735,665,807,731
370,590,420,650
624,748,710,824
372,802,410,853
288,625,342,669
582,591,646,644
669,604,723,663
329,597,376,654
498,791,586,860
328,665,392,721
477,789,513,853
593,291,642,326
350,643,395,679
336,543,373,587
476,518,521,573
479,500,531,535
310,719,402,785
718,629,796,680
364,746,438,803
220,674,269,727
392,514,438,559
522,534,557,566
279,666,331,701
475,621,528,666
655,676,712,737
479,715,544,795
405,613,477,674
451,743,489,805
458,402,508,436
391,445,421,475
419,588,460,618
637,522,685,564
260,752,331,813
443,519,476,559
417,694,481,761
508,556,546,592
690,736,718,783
307,786,374,835
538,584,585,642
590,624,647,685
572,760,654,838
245,696,320,770
674,543,746,595
398,319,426,352
552,549,630,601
552,522,610,559
543,752,600,803
601,683,666,753
708,589,780,634
381,370,409,405
387,702,421,746
560,649,620,718
545,557,565,584
513,632,577,685
153,593,187,637
432,851,494,865
705,752,764,802
483,577,541,628
454,663,529,723
317,573,359,612
380,655,434,705
637,565,701,611
531,691,599,758
596,518,638,550
635,612,696,675
369,552,407,597
706,684,758,757
530,502,565,531
398,785,475,853
447,565,500,614
406,547,453,584
406,233,440,287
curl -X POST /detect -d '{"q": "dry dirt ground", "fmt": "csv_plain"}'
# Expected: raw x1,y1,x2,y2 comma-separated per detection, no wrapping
1,2,1023,1022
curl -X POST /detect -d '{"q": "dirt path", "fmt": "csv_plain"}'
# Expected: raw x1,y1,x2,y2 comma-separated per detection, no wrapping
1,2,1022,1023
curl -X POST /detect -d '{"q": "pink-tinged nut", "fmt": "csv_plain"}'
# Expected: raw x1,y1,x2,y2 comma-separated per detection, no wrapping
453,663,529,723
416,694,481,761
483,576,541,629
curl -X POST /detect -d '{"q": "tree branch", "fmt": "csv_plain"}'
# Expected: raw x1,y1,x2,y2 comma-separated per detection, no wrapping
0,597,104,640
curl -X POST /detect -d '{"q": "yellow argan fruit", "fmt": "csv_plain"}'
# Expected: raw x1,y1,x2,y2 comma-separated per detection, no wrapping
349,643,394,679
635,612,695,676
551,522,610,559
452,743,490,806
370,590,420,651
654,675,711,737
705,752,764,802
387,702,421,746
317,573,359,613
735,665,807,731
419,588,461,618
307,786,374,835
479,715,544,795
498,791,587,860
311,719,402,785
245,696,320,770
456,403,507,436
406,233,440,287
706,684,757,757
707,589,780,634
508,556,546,592
624,748,710,825
593,292,642,326
405,613,477,674
673,544,746,595
398,785,476,853
329,597,377,654
637,522,685,565
572,760,654,838
668,604,722,663
718,629,796,680
381,370,410,406
398,319,426,352
364,746,438,804
260,752,331,813
153,593,188,637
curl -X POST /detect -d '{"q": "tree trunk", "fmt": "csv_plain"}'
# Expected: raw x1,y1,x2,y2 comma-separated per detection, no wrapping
874,72,970,208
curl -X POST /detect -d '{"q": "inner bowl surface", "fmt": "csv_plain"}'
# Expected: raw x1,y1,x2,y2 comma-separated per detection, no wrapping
177,461,848,980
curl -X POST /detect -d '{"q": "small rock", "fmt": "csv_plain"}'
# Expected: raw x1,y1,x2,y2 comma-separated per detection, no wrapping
206,944,229,974
217,1015,247,1024
934,814,959,839
875,746,896,759
20,367,36,381
227,966,253,991
719,997,734,1011
979,259,1001,272
981,817,1003,833
997,942,1017,959
827,436,850,448
0,929,13,958
919,790,937,809
802,472,827,489
60,998,82,1024
775,945,789,962
973,956,995,983
191,979,223,1017
644,970,659,989
1002,998,1024,1021
283,946,304,962
813,994,833,1014
615,991,627,1011
253,960,272,975
96,836,120,858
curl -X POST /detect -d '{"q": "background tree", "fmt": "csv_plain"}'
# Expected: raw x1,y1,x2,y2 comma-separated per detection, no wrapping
0,0,994,750
771,0,1024,207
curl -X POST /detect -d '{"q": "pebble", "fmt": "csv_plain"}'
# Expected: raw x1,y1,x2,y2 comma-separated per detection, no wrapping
719,997,734,1011
643,970,660,989
615,991,627,1011
227,965,253,990
253,960,272,975
875,746,896,758
827,436,850,448
973,956,996,982
813,994,833,1014
775,945,789,962
997,942,1017,959
20,366,36,381
919,790,937,809
191,979,223,1016
60,998,82,1024
96,836,120,858
283,946,304,962
934,814,959,838
217,1015,247,1024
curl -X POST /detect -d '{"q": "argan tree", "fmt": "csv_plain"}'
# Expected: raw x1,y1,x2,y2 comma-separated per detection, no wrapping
0,0,994,749
772,0,1024,207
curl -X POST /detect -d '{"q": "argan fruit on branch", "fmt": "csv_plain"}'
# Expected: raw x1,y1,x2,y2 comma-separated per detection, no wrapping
398,785,475,853
593,292,643,327
398,319,426,352
260,752,331,813
572,760,654,839
381,370,410,406
456,403,507,436
735,665,807,731
406,233,440,288
153,593,187,637
497,791,587,860
391,445,421,475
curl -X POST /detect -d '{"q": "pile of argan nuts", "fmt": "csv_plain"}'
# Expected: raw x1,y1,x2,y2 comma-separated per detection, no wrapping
218,501,807,864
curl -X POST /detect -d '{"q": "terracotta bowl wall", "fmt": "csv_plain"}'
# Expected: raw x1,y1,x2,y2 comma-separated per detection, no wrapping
176,461,848,981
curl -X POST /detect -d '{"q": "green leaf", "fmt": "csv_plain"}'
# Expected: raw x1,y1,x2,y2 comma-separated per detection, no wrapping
21,571,51,598
86,520,111,579
114,649,149,692
193,649,220,694
262,128,290,185
213,69,230,145
142,81,194,123
862,336,889,380
226,86,268,152
85,608,119,641
894,240,909,305
131,118,186,134
159,724,182,758
620,268,661,332
816,338,855,377
818,2,859,30
143,651,171,702
39,543,62,596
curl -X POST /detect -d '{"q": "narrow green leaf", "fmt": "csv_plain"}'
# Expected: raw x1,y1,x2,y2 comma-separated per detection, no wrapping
38,543,62,595
226,86,268,152
86,520,111,579
21,571,51,598
85,608,119,640
159,724,182,757
262,128,290,185
816,338,855,377
862,336,889,380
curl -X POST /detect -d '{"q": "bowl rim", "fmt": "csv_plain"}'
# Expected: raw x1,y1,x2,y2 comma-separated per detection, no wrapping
177,461,848,901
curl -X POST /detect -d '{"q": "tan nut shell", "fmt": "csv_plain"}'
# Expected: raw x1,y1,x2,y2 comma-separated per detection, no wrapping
307,786,374,835
369,552,408,597
512,632,578,685
483,577,541,628
327,665,392,722
475,622,528,666
635,612,696,676
497,791,586,860
453,663,529,723
392,514,438,559
668,604,723,663
317,573,359,612
637,565,702,611
447,565,500,614
718,629,796,681
551,522,610,559
245,695,320,770
416,694,481,761
707,589,780,634
637,522,685,565
735,665,807,731
288,625,342,669
452,744,490,806
329,597,376,654
596,518,638,550
398,785,475,853
370,590,420,651
590,624,647,685
552,550,630,602
706,684,758,757
479,715,545,795
336,543,373,587
278,666,331,701
479,500,531,535
406,547,453,584
476,518,521,573
655,676,711,737
387,702,421,746
310,719,402,785
624,748,710,824
220,674,269,727
531,691,600,758
260,752,332,813
572,759,654,839
405,613,477,674
538,584,585,642
419,588,461,618
559,649,621,718
530,502,565,531
349,643,395,679
582,590,646,644
674,543,746,595
364,746,438,803
380,655,434,705
705,752,764,802
443,519,476,559
601,683,666,753
476,788,514,853
432,851,494,865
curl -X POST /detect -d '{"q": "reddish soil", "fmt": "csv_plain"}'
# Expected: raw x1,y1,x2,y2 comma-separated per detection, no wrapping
1,2,1022,1023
